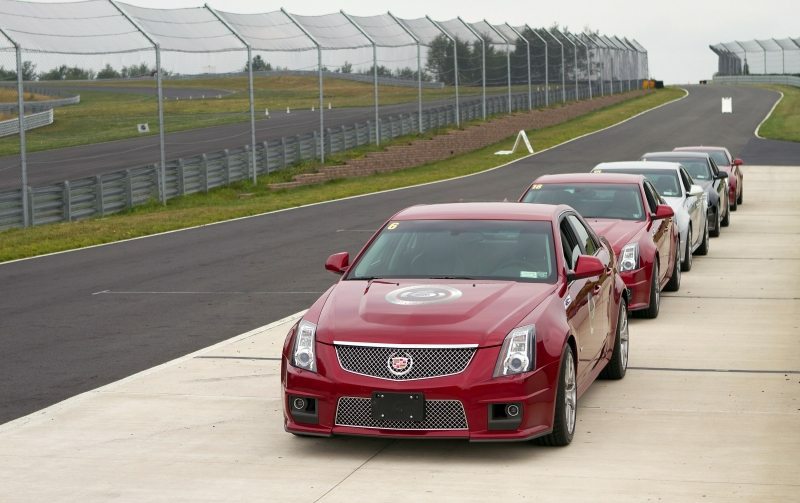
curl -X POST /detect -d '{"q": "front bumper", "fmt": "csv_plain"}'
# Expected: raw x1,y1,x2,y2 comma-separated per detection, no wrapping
282,343,562,441
620,266,650,311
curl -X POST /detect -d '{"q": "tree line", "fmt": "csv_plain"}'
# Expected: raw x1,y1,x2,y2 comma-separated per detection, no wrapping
0,62,170,81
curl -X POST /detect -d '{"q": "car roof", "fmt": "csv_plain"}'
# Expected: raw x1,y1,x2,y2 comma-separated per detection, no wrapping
392,202,566,221
673,146,727,153
595,161,683,172
643,151,710,160
533,172,645,185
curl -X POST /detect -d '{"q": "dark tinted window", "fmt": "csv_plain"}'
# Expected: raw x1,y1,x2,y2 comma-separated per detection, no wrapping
643,182,659,212
566,215,599,255
348,220,556,283
679,168,692,192
707,151,730,166
646,156,711,181
560,218,581,270
522,183,645,221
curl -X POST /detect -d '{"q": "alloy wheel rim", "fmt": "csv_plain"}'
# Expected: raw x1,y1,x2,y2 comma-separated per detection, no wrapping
565,351,577,435
619,305,629,370
654,263,659,306
687,230,692,267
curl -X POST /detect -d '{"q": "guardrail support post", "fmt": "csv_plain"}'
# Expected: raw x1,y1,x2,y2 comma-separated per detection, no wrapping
63,180,71,222
262,141,270,175
281,137,288,169
125,169,133,209
177,158,185,195
26,186,33,226
201,154,209,193
95,175,104,217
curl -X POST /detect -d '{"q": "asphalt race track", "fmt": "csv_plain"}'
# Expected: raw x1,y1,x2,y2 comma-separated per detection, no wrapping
1,84,798,424
0,92,499,189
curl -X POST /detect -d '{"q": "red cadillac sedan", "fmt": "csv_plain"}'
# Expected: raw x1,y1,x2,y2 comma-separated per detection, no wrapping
282,203,628,445
519,173,680,318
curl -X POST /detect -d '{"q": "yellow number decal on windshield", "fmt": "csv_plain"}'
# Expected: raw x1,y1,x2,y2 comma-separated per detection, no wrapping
387,222,399,230
531,184,543,190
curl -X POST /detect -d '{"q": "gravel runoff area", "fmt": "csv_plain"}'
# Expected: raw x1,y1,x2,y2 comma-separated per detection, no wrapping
0,164,798,501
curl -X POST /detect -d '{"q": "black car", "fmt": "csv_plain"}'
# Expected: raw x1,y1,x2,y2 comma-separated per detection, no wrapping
641,151,729,237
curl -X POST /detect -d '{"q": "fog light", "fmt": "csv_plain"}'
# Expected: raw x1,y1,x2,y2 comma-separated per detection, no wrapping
292,398,307,410
288,395,318,425
505,404,520,417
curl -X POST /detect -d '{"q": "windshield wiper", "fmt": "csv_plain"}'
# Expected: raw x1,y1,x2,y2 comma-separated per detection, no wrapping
428,276,476,280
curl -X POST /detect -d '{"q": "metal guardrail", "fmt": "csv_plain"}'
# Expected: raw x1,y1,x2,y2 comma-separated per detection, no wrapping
712,75,800,87
0,81,644,231
0,110,54,137
0,84,81,113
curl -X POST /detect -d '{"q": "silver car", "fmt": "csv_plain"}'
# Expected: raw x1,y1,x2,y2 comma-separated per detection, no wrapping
592,161,709,271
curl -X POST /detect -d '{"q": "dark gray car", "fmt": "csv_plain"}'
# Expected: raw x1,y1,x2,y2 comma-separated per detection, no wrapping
641,152,729,237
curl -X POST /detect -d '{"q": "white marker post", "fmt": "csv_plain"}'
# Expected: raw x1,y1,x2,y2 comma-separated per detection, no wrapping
495,130,534,155
721,97,733,114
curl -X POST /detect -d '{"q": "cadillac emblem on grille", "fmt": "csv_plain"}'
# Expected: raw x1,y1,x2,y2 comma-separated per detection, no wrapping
387,351,413,376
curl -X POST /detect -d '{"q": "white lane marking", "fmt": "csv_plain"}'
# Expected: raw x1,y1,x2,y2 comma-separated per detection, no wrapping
91,290,323,295
0,310,306,433
1,90,689,268
754,90,784,139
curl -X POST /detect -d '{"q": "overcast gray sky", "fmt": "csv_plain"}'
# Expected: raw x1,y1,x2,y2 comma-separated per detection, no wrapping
23,0,800,83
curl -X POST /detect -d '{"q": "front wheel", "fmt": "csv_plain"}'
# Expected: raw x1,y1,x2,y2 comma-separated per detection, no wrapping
730,191,738,211
600,298,629,380
535,346,577,447
665,245,681,292
681,228,693,271
721,197,730,227
641,262,660,319
696,219,710,255
738,186,743,205
709,208,721,237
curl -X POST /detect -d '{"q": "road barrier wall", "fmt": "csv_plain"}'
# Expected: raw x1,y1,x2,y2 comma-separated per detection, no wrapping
0,110,54,138
712,75,800,88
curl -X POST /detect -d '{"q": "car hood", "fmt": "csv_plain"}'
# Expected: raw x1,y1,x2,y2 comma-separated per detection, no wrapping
315,279,556,347
585,218,646,252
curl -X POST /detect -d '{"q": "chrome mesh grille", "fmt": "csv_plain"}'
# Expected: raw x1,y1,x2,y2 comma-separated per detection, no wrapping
335,344,476,381
335,397,468,430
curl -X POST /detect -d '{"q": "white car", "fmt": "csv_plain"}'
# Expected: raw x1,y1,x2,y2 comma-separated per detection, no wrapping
592,161,709,271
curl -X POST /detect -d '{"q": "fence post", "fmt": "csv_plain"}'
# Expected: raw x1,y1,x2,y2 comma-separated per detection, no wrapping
224,148,232,185
202,154,209,193
262,141,270,175
244,145,252,182
325,128,332,155
281,137,288,169
312,130,319,161
95,175,104,217
63,180,71,222
125,169,133,209
177,158,185,196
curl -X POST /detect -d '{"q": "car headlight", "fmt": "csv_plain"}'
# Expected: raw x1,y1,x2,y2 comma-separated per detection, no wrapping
619,242,639,272
494,325,535,377
292,320,317,372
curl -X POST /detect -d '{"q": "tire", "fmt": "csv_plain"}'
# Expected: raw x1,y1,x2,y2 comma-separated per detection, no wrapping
641,261,660,319
681,227,693,272
696,219,710,256
535,346,577,446
665,245,681,292
600,298,629,380
738,186,743,205
721,197,730,227
730,191,738,211
709,207,721,237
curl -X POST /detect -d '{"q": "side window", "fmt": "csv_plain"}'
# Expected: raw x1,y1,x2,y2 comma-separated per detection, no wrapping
567,214,599,256
708,158,719,176
642,183,658,213
679,168,692,192
559,218,581,271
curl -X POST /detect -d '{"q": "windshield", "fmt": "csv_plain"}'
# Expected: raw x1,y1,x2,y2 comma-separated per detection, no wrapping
348,220,556,283
647,156,711,181
681,149,730,166
596,169,682,197
522,183,645,221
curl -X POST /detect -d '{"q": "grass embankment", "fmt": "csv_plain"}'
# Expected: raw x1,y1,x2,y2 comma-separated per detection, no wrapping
758,85,800,142
0,75,518,156
0,87,684,262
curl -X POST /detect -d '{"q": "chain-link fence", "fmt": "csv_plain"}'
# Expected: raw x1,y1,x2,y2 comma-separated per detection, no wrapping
0,0,648,231
711,38,800,76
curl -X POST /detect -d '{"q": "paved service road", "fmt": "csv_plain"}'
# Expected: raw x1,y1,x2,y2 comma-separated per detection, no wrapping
1,85,798,425
0,92,498,189
0,164,797,500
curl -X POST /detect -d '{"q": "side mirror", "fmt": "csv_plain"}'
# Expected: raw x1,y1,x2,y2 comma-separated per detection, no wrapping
733,158,743,166
652,204,674,220
688,184,704,198
716,171,729,179
325,252,349,275
567,255,606,281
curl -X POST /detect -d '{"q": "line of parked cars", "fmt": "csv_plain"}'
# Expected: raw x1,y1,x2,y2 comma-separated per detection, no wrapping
280,145,744,446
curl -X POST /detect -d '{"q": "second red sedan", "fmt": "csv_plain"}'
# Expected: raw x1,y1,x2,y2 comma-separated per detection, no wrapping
519,173,680,318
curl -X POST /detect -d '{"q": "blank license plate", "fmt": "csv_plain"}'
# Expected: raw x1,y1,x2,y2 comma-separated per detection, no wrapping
371,392,425,422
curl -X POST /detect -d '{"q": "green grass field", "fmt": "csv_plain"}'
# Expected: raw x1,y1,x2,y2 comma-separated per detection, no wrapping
0,75,523,156
0,88,684,262
758,85,800,142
